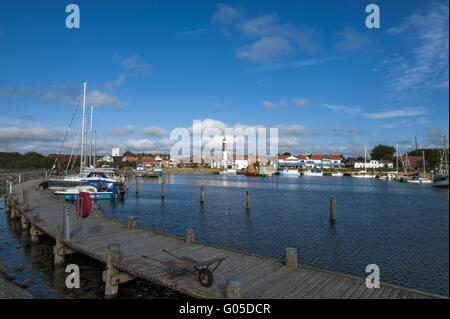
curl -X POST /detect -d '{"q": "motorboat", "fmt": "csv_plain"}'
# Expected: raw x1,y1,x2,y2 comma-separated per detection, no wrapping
54,180,119,200
303,169,323,177
331,171,343,177
134,164,146,177
219,169,237,175
279,168,300,176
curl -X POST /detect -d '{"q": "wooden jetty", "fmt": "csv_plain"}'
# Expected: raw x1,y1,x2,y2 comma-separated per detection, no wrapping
3,179,447,299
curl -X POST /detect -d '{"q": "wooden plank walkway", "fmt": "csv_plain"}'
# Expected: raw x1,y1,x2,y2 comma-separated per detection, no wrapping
5,179,447,299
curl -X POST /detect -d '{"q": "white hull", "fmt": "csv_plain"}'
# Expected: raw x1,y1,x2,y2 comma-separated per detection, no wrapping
303,172,323,177
406,179,432,184
331,172,343,177
352,174,376,179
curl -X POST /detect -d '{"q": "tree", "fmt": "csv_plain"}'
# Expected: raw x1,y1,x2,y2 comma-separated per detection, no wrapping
282,152,291,156
370,145,396,161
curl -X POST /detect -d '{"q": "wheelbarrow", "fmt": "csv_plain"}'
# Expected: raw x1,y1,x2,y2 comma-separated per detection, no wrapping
142,249,226,287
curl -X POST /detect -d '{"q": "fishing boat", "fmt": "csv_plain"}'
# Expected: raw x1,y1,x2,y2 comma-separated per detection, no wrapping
432,136,449,188
303,169,323,177
279,168,300,176
54,180,119,200
154,168,163,176
245,168,259,176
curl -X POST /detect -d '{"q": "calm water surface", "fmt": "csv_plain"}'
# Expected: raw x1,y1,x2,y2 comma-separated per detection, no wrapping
0,174,448,297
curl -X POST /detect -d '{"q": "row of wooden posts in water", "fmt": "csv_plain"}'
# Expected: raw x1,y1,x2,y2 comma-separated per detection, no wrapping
134,180,338,221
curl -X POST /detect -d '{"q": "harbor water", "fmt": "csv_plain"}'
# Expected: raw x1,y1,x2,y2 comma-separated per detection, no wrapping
1,174,448,297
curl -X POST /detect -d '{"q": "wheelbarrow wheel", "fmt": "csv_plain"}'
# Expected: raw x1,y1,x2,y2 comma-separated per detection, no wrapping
198,268,214,287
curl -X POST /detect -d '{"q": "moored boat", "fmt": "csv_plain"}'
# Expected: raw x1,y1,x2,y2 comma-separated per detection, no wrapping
303,169,323,177
54,180,119,200
279,168,300,176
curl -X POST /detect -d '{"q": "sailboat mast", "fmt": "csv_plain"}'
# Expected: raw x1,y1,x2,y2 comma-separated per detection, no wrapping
396,144,399,173
80,82,87,173
423,151,426,176
89,104,93,167
94,130,97,167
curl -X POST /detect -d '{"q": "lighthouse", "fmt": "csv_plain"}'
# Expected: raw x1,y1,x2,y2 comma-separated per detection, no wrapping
222,136,227,162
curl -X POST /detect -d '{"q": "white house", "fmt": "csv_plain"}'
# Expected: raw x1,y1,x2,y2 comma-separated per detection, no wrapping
112,147,120,157
99,155,113,163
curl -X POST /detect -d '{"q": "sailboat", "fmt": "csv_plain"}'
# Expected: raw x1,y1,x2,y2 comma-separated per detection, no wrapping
432,136,449,188
45,82,125,193
407,151,432,184
352,147,376,179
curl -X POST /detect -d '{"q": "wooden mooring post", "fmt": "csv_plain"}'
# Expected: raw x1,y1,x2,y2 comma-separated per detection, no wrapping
226,276,243,299
103,243,135,297
285,248,298,268
127,216,137,228
135,180,139,194
30,212,44,242
185,229,194,245
246,190,250,211
53,225,74,265
330,196,336,223
200,185,205,203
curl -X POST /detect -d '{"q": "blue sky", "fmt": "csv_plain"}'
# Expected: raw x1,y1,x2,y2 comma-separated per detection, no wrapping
0,0,448,157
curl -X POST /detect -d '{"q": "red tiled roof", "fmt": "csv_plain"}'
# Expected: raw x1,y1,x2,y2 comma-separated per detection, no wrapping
310,154,326,160
328,154,341,160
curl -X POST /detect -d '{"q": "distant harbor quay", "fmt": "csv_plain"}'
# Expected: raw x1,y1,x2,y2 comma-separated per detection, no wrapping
0,173,448,299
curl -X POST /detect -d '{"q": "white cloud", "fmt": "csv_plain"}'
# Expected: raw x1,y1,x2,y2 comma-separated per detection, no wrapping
362,107,427,119
384,2,449,92
0,127,65,143
109,125,135,137
104,74,127,89
140,126,168,137
277,124,323,136
86,90,125,108
322,103,361,116
121,54,151,73
212,3,241,24
236,36,292,63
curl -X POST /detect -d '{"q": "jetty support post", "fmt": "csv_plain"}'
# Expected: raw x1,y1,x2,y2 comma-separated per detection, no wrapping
127,216,137,228
94,204,102,217
23,189,29,212
330,196,336,223
285,248,298,268
18,173,22,184
226,276,243,299
161,182,165,199
10,198,22,220
21,215,30,230
103,243,135,297
200,185,205,203
30,212,44,242
135,180,139,194
8,181,13,195
246,190,250,211
185,229,194,245
53,225,74,265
